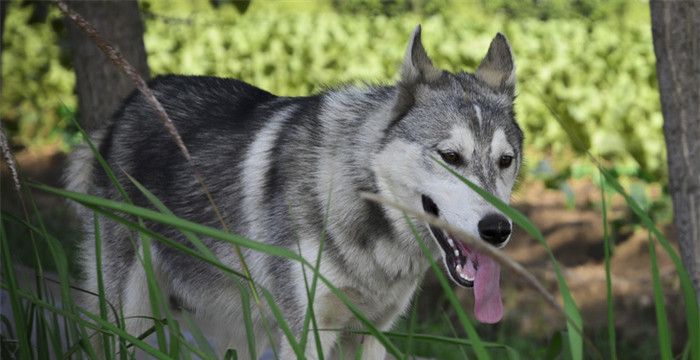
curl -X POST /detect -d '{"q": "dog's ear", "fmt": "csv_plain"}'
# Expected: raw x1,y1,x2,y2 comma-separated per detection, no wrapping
400,25,442,84
476,33,516,95
391,25,442,121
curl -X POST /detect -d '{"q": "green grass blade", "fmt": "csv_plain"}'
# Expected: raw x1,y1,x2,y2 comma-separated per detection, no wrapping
72,105,272,359
76,123,173,352
238,281,258,360
169,323,217,360
61,306,73,359
299,191,332,359
290,231,406,357
349,329,519,354
649,233,672,360
34,183,304,263
544,331,562,360
14,178,50,358
261,288,304,358
35,182,404,359
406,299,418,357
93,206,246,278
89,197,265,360
598,168,699,359
19,162,105,360
406,215,490,360
124,172,263,359
133,231,169,352
599,173,617,360
180,311,218,359
225,349,238,360
47,308,66,359
168,318,182,358
543,95,698,359
93,213,114,359
434,159,584,360
77,304,169,358
1,284,172,359
24,183,100,359
25,303,36,356
33,290,50,359
681,342,691,360
442,312,469,359
0,219,32,359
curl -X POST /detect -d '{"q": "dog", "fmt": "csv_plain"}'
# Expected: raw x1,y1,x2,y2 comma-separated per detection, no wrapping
66,25,522,359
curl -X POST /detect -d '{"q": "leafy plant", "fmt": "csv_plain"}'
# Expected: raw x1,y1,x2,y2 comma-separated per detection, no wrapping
2,1,665,181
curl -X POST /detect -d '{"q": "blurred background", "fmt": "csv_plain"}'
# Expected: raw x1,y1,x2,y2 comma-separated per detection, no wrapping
0,0,686,358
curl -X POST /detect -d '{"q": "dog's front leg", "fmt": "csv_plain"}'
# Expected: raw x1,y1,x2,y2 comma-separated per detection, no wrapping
334,332,387,360
335,290,414,360
279,287,364,359
279,327,338,360
358,336,387,360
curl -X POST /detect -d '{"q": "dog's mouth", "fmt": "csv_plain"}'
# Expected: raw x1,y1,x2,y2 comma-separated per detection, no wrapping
421,195,475,288
421,194,504,323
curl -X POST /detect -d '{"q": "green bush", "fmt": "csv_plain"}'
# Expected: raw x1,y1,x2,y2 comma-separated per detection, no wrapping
481,0,631,20
330,0,448,16
1,1,664,179
1,2,75,151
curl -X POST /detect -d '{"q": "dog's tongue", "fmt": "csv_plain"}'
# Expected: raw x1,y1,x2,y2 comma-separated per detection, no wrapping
473,251,503,323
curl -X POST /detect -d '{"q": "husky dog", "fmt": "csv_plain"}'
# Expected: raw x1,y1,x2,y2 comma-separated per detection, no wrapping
66,25,522,359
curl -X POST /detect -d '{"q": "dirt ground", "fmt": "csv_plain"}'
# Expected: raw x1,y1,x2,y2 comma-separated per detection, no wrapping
500,180,684,350
1,146,689,355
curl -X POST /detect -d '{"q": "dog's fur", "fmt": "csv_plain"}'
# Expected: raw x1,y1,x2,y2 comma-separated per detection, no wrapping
66,26,523,359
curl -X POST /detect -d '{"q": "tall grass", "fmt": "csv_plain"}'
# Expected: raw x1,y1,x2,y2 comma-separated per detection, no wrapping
2,130,698,358
543,93,700,360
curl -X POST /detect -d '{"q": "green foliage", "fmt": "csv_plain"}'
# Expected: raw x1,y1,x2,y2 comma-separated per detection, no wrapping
481,0,631,20
330,0,448,16
1,1,664,180
1,2,76,150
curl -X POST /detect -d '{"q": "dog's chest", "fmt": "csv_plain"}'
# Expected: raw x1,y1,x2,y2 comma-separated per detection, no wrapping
347,275,421,328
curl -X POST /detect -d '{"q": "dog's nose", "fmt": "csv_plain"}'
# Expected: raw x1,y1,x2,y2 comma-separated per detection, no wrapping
478,214,511,246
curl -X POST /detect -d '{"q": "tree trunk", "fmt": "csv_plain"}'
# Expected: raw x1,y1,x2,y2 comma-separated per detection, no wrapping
1,0,8,83
0,0,7,38
65,0,149,132
650,1,700,300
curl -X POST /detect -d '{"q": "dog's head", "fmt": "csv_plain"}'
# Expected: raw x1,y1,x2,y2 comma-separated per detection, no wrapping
373,26,523,323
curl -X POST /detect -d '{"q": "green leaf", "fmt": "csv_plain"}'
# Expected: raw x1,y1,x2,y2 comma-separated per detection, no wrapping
600,174,617,360
649,233,672,360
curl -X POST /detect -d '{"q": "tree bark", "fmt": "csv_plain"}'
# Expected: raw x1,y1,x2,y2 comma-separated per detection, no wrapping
1,0,8,84
650,1,700,300
65,0,149,132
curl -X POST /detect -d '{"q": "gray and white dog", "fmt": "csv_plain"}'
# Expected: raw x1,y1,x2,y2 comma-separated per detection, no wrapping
66,25,523,359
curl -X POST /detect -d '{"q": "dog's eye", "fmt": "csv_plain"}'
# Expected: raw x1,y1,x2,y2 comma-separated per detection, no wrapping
499,155,514,169
438,150,463,166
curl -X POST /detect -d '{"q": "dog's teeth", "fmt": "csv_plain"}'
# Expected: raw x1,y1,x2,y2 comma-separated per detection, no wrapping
457,268,474,281
447,238,454,247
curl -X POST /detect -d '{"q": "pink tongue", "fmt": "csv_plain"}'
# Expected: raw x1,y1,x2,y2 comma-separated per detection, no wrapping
473,251,503,323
